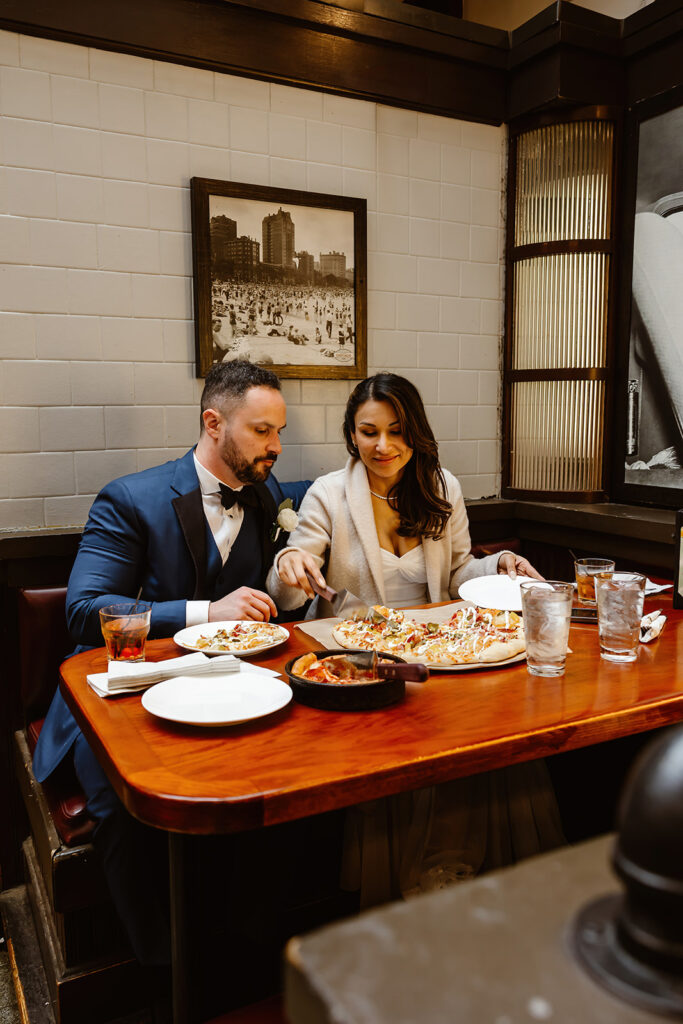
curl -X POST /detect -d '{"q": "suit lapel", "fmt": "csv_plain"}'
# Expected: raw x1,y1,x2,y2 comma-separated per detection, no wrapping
171,449,207,600
345,458,386,602
254,481,277,577
172,490,207,600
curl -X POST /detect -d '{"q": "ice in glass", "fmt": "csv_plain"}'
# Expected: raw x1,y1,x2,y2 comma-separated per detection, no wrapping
595,572,645,663
99,602,151,662
574,558,615,605
520,581,574,677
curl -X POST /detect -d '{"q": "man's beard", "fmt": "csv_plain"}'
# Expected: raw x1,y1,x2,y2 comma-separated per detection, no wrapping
220,433,277,484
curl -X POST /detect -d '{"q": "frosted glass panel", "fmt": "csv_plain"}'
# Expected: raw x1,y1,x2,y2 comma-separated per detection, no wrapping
515,121,613,246
512,253,609,369
509,380,605,492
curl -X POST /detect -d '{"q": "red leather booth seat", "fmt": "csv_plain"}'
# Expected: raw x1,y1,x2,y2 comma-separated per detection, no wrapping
471,537,521,559
19,588,95,847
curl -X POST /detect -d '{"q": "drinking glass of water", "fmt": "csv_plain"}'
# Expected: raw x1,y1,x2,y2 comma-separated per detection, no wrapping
594,572,646,663
520,581,574,677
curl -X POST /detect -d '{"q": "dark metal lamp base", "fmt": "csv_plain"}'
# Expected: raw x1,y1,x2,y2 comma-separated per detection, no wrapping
573,895,683,1019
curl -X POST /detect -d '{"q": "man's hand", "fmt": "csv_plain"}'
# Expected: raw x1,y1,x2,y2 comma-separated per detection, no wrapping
497,552,544,581
209,587,278,622
278,550,327,600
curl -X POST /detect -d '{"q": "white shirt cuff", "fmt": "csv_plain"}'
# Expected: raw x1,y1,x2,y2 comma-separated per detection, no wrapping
186,600,211,626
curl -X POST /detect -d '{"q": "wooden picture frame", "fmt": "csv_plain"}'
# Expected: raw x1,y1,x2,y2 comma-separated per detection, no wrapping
190,177,367,379
611,85,683,507
674,509,683,609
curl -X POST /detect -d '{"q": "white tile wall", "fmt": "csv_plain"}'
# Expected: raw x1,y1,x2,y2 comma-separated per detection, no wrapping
0,31,506,528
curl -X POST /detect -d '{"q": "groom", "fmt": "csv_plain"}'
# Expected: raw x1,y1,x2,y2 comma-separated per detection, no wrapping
33,359,309,968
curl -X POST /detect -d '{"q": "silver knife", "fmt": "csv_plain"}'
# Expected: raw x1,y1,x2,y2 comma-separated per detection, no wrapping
304,571,388,622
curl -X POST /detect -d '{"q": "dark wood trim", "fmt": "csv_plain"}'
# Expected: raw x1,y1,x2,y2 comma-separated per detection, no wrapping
510,1,622,51
0,0,678,127
0,0,508,124
505,488,608,504
508,103,620,138
601,106,622,498
511,239,612,262
507,369,609,383
501,130,517,495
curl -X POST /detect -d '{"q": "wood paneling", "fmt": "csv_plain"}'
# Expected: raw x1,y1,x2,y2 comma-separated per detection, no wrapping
0,0,507,123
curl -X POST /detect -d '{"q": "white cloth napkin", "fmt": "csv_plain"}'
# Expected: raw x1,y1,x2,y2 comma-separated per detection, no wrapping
86,651,273,697
644,578,672,595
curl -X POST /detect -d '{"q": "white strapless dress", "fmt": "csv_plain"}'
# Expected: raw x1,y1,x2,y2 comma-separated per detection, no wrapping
341,547,566,907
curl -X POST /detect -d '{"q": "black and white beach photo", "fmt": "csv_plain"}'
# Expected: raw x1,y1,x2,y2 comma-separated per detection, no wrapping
623,95,683,499
191,178,367,379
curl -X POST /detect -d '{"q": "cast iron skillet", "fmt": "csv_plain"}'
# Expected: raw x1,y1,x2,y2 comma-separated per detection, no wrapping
284,649,407,712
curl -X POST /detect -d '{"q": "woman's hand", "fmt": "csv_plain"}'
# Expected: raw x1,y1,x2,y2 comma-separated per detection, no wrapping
497,552,544,581
278,550,327,600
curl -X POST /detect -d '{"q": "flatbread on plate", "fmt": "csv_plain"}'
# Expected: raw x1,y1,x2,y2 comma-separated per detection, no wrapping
332,605,525,668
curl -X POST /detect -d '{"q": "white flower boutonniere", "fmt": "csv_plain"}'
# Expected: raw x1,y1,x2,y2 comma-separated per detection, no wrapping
271,498,299,542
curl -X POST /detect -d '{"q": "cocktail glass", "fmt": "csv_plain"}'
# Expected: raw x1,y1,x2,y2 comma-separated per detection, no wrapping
520,581,574,677
99,602,151,662
574,558,616,606
595,572,646,663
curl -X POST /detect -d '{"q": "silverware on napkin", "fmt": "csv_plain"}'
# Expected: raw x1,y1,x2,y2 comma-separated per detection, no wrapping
106,652,239,691
640,609,666,643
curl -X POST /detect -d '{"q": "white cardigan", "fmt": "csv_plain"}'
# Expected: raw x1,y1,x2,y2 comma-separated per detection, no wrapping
267,457,505,617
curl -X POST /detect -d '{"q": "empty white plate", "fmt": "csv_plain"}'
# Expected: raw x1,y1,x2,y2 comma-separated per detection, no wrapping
141,673,292,726
458,574,525,612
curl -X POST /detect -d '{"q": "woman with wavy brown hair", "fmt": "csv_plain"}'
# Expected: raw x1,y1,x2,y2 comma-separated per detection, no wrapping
268,372,538,618
267,374,562,907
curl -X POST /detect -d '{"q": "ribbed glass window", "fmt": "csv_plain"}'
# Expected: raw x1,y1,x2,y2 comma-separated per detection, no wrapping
510,380,605,492
513,253,609,370
515,122,613,245
504,115,615,499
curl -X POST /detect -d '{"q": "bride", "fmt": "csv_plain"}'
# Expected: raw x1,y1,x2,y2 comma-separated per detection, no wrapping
268,373,565,906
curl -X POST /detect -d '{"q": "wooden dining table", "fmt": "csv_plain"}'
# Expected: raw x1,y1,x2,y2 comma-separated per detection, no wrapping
59,594,683,1024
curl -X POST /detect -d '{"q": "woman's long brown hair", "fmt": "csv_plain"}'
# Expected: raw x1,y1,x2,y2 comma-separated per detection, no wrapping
343,373,452,539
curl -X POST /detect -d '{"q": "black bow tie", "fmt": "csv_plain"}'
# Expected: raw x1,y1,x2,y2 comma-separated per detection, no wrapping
218,483,259,511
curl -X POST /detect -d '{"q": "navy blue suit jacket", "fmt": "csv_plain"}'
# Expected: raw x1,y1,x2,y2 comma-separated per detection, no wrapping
33,448,310,783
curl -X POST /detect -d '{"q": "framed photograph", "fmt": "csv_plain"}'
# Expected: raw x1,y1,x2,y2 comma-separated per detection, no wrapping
190,178,367,379
612,85,683,506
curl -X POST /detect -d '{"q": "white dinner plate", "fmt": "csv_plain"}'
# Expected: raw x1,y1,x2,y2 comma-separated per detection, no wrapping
458,574,525,612
173,620,289,657
141,673,292,726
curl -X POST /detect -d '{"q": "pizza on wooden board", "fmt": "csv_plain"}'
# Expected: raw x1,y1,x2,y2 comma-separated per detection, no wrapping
332,605,525,667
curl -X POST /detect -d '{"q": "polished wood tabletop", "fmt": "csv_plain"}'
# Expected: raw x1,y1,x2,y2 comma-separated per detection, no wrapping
59,595,683,836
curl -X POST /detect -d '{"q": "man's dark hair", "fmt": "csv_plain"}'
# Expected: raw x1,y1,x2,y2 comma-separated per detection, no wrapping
200,360,281,431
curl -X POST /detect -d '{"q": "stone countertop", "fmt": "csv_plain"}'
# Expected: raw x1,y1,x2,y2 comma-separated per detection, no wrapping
285,835,662,1024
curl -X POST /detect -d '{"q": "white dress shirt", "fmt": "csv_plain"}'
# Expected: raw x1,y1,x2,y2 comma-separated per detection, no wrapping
185,453,247,626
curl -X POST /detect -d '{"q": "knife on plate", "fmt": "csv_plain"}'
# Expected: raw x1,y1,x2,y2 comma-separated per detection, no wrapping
304,570,389,622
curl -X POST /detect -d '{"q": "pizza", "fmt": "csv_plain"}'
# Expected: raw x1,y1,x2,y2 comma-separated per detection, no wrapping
195,621,287,652
332,605,525,667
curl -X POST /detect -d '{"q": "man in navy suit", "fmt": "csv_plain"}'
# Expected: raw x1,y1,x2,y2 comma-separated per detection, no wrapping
33,359,310,970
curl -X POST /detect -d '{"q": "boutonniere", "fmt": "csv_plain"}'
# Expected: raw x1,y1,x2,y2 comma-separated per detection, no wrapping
271,498,299,542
